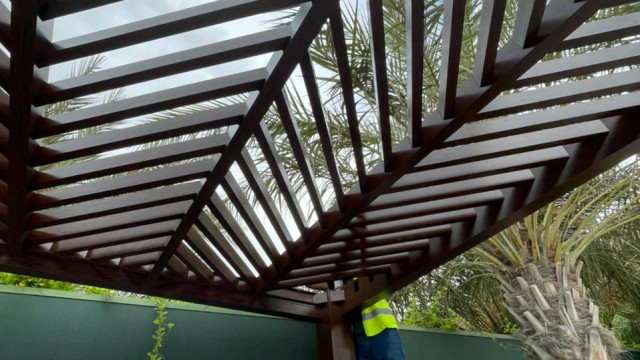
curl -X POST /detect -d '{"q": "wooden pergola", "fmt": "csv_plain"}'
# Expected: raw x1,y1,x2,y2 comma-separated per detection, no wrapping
1,0,639,358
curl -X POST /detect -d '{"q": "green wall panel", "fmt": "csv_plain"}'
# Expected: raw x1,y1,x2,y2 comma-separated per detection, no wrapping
1,286,638,360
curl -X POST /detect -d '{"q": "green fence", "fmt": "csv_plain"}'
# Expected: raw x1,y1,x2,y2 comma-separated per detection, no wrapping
0,285,638,360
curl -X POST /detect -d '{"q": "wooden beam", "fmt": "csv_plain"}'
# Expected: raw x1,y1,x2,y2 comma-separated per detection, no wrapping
329,9,369,190
406,0,424,148
473,0,507,86
300,52,345,212
35,69,265,138
0,245,324,320
32,134,228,190
38,0,306,65
438,0,465,118
7,0,38,255
147,1,339,285
368,0,393,171
38,27,292,105
274,92,326,227
513,0,546,48
38,0,125,20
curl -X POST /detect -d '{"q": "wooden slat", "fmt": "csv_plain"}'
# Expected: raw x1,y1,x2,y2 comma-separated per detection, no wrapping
236,150,295,252
33,134,228,190
447,92,640,146
120,251,162,267
329,9,369,188
38,0,306,65
208,192,273,277
299,53,345,212
222,172,283,261
513,0,546,48
559,11,640,51
367,0,393,171
34,103,242,166
37,0,125,20
332,209,477,242
147,2,338,284
301,239,432,269
166,256,190,278
416,121,611,172
29,181,201,229
30,159,214,211
515,43,640,88
36,69,265,138
350,191,504,227
317,227,451,254
438,0,465,118
406,0,424,148
473,0,507,86
49,219,180,253
38,27,292,105
29,201,190,245
176,243,215,283
369,170,535,212
274,265,391,289
185,228,238,285
195,213,258,286
254,123,308,236
287,253,409,280
480,68,640,120
274,93,325,226
7,0,38,255
393,148,568,196
87,237,169,260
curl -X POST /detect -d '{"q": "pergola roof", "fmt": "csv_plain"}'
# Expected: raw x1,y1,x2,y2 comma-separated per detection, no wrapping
1,0,639,321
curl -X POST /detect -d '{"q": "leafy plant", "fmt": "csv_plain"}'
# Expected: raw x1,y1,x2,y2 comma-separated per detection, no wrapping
147,299,175,360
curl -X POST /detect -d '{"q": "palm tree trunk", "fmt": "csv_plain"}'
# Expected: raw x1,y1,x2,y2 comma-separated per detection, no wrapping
500,258,622,360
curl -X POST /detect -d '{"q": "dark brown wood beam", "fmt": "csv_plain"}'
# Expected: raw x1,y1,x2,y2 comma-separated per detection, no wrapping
406,0,424,148
37,0,125,20
329,9,369,190
473,0,507,86
438,0,465,118
194,214,257,287
0,245,324,320
236,149,295,252
30,159,214,211
37,0,306,65
274,92,326,227
7,0,38,255
480,68,640,120
147,1,339,286
32,134,228,190
512,0,545,48
184,229,237,286
34,103,243,166
559,11,640,51
515,43,640,88
300,52,345,212
367,0,393,171
35,69,265,139
38,27,292,105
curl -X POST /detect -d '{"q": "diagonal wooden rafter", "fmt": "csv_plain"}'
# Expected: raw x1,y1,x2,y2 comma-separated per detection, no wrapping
147,1,340,285
263,0,614,291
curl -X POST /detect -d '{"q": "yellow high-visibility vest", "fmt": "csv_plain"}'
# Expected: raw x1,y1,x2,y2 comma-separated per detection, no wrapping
361,299,398,337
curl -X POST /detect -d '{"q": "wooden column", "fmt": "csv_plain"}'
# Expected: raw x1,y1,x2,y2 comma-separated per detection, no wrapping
316,290,356,360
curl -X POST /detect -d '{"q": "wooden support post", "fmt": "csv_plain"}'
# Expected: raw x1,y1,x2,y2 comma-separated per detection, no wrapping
316,290,356,360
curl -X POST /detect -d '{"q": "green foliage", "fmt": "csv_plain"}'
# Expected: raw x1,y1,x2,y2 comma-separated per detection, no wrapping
0,272,78,291
147,299,175,360
402,292,465,331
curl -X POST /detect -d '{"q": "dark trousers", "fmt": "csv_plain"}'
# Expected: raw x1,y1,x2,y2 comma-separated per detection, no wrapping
354,328,406,360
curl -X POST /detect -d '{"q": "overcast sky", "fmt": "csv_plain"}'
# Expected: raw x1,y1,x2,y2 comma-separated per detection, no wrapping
44,0,283,97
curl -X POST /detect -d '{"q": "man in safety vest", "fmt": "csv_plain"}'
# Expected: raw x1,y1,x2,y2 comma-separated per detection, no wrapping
352,298,405,360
